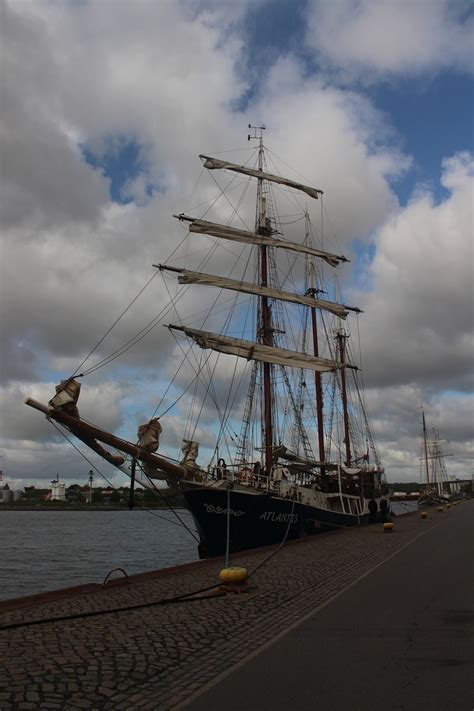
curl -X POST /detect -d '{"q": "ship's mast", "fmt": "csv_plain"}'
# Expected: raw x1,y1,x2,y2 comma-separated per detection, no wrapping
306,215,325,473
251,125,274,474
177,138,336,473
419,417,453,494
431,428,451,496
422,408,430,490
337,332,351,466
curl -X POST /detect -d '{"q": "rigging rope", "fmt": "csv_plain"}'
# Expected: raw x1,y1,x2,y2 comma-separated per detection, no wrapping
71,269,160,378
49,421,199,540
137,463,200,543
69,152,256,380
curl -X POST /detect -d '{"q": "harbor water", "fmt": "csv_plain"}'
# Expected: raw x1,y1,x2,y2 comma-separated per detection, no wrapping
0,509,198,601
1,502,416,601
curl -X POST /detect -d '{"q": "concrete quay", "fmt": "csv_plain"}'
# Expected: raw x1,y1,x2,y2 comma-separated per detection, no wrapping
0,501,472,710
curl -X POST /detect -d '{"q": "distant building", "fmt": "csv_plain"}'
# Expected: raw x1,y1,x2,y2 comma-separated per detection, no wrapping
22,486,50,501
66,484,85,502
0,484,12,503
50,480,66,502
449,476,461,494
0,484,21,503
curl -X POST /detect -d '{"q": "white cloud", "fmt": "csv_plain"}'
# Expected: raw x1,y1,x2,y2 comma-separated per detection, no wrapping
1,380,129,441
248,57,410,243
0,378,132,486
1,0,471,490
305,0,474,80
358,151,474,392
364,385,474,481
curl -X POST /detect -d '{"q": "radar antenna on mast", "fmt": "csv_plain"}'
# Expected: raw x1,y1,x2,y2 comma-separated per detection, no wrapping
248,124,266,141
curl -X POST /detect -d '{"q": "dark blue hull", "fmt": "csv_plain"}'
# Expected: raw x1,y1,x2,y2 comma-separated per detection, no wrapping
182,485,372,558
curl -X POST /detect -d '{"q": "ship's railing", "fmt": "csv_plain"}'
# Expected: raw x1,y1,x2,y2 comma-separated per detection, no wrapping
208,463,284,493
208,463,305,497
207,462,386,508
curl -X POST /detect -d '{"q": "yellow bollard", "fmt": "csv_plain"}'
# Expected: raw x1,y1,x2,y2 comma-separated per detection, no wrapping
420,511,427,519
219,566,248,584
383,522,394,532
219,566,249,593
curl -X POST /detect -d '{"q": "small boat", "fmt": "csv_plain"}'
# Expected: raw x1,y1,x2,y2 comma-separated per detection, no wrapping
26,127,390,558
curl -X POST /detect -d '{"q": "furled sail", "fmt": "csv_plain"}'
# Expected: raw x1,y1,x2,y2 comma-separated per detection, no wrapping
137,418,163,479
169,325,341,372
273,445,338,471
175,216,347,267
137,418,162,453
200,156,323,201
181,439,199,469
342,465,378,475
48,380,125,466
173,268,350,318
49,379,81,417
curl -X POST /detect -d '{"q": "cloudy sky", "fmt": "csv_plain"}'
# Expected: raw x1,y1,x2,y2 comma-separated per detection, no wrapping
1,0,473,489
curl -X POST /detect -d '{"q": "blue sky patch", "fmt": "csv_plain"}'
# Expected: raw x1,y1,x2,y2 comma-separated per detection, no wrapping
238,1,473,208
81,135,160,205
349,240,376,294
370,72,474,206
233,0,310,112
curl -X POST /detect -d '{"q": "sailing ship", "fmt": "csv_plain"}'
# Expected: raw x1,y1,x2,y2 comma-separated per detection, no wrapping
26,127,390,558
418,409,455,506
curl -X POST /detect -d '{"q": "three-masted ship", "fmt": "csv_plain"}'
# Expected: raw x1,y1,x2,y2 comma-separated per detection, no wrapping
26,128,390,557
418,409,455,507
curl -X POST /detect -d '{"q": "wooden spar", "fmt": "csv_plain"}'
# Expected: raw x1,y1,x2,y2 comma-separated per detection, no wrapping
24,398,187,480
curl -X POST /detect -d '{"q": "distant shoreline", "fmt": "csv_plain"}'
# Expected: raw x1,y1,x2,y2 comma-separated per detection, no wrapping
0,505,181,511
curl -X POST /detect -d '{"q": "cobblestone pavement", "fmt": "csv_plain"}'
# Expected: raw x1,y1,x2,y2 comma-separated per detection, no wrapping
0,506,459,710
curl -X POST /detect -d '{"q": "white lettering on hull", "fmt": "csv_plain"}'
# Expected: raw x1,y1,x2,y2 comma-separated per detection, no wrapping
259,512,299,523
204,504,246,517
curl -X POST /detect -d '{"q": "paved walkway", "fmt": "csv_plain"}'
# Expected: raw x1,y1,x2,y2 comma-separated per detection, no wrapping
0,502,471,709
186,501,474,711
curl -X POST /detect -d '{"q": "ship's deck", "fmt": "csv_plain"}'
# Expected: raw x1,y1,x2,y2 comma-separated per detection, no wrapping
0,500,472,710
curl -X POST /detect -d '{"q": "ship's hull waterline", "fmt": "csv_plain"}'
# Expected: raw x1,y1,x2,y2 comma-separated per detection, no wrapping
182,484,388,558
